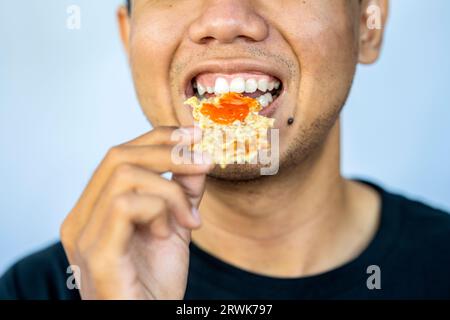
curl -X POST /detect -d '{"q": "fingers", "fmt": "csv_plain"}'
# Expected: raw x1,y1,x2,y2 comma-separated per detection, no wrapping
105,144,212,175
126,126,202,147
83,193,169,258
63,126,212,240
172,174,208,209
59,126,210,299
93,164,201,230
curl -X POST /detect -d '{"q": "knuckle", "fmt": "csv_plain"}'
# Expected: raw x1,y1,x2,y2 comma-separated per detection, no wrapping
111,163,135,183
151,197,168,215
60,219,70,244
60,216,76,252
106,146,123,163
153,197,168,215
111,194,133,214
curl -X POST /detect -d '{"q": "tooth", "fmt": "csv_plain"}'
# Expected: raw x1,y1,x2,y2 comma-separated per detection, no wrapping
206,86,214,94
230,77,245,93
214,77,229,94
274,81,281,90
265,92,273,103
257,79,269,92
193,82,197,89
197,83,206,96
245,79,258,93
258,95,269,108
268,82,275,91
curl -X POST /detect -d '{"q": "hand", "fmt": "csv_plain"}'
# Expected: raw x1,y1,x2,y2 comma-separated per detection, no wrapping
60,126,212,299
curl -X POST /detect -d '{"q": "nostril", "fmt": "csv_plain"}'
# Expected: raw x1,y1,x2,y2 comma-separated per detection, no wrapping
237,35,258,43
188,5,269,45
200,35,257,44
200,36,216,44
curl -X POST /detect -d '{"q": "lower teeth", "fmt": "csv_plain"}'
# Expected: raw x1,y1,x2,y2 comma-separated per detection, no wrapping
195,90,278,109
257,92,273,108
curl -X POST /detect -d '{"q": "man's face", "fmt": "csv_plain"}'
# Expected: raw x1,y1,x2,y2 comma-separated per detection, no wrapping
120,0,385,180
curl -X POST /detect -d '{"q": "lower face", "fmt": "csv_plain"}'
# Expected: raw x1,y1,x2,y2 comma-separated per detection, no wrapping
128,0,360,180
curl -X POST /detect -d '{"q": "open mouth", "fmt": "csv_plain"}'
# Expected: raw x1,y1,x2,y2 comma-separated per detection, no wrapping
186,72,284,117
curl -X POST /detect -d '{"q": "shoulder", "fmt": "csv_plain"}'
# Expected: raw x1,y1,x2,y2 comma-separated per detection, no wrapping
364,179,450,265
356,181,450,298
382,188,450,288
364,179,450,246
392,191,450,245
0,242,80,300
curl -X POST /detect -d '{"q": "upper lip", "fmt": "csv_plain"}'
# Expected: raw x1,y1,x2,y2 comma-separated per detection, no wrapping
182,59,287,98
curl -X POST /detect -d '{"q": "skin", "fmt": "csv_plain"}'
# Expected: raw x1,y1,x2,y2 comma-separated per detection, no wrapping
61,0,389,299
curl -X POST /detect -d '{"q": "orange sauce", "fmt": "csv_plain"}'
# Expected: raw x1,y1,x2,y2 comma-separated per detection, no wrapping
200,92,258,125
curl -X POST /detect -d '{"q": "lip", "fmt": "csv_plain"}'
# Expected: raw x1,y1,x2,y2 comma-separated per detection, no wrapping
182,59,287,98
182,59,287,118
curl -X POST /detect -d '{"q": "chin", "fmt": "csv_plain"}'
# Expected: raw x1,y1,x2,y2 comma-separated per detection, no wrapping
206,146,292,182
205,119,336,183
207,164,270,181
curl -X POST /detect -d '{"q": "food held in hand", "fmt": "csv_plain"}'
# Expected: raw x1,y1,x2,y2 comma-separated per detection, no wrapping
184,92,275,168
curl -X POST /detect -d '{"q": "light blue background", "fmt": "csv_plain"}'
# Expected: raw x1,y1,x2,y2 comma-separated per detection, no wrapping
1,0,449,274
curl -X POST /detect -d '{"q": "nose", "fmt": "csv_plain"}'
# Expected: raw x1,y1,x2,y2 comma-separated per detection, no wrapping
188,0,269,44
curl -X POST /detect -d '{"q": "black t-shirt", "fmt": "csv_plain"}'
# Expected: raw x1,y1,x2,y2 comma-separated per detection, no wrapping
1,182,450,300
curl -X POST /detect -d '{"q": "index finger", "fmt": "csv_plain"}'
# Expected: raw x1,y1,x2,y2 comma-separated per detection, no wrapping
125,126,202,147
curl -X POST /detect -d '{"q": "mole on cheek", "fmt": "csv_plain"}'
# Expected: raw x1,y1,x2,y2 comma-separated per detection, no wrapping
287,117,295,126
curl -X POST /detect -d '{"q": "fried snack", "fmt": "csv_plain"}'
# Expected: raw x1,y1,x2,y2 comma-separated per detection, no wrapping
184,92,275,168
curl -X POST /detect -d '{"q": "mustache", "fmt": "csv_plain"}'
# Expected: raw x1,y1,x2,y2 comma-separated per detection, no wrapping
170,45,297,81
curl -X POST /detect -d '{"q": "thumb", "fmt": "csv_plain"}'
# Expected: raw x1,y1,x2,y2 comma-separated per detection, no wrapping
172,174,207,210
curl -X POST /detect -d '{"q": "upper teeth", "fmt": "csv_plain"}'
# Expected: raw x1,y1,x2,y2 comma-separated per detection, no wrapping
257,79,268,92
214,77,229,94
245,79,258,93
230,77,245,93
274,81,280,90
197,83,206,96
196,77,280,97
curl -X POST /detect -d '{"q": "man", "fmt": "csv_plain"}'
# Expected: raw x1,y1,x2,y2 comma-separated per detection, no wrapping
1,0,449,300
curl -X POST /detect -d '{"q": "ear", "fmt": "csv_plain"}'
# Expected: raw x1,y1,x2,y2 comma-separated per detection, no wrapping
117,6,131,58
358,0,389,64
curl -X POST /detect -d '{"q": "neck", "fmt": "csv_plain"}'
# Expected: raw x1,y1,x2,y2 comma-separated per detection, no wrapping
192,120,380,277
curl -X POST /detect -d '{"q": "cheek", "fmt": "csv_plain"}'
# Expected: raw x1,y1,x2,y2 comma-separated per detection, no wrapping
128,12,187,125
289,12,358,122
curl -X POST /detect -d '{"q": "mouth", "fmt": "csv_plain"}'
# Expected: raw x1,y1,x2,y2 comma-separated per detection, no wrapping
183,62,285,118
